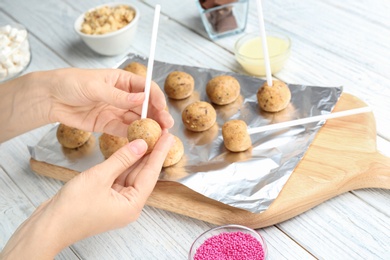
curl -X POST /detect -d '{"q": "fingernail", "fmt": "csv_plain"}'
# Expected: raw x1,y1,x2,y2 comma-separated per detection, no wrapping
168,116,175,128
128,139,147,155
128,93,144,101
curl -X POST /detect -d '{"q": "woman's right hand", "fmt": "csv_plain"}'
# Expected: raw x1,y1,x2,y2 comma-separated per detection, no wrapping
0,132,175,260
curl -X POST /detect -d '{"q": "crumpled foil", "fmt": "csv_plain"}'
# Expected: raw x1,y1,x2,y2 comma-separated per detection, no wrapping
30,53,342,213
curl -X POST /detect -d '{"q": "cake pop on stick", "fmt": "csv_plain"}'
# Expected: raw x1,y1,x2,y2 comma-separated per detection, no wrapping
255,0,272,87
222,107,371,152
127,5,162,153
141,4,161,119
247,106,372,135
255,0,291,112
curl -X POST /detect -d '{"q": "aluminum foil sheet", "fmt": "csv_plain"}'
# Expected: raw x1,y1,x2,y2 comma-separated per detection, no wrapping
30,53,342,213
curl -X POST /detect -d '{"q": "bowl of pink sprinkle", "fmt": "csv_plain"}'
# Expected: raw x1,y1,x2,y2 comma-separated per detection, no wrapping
189,224,267,260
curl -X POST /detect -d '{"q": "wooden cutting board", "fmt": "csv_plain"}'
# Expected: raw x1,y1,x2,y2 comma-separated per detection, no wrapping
30,93,390,229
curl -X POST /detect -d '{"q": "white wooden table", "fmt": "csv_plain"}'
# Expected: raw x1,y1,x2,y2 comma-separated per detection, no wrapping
1,0,389,259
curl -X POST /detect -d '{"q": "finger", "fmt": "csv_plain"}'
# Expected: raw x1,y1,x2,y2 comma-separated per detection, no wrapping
94,85,145,110
126,74,167,111
133,133,175,203
118,187,144,218
95,139,148,184
150,110,174,130
114,160,142,186
114,70,169,121
112,183,124,192
125,154,149,187
103,120,130,138
147,81,166,111
123,82,167,114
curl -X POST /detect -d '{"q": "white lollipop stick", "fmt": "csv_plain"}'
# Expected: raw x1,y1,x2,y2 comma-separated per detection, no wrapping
247,106,372,135
141,4,161,119
255,0,273,87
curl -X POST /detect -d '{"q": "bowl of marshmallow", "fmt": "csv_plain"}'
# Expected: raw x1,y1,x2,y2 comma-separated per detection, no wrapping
0,23,31,83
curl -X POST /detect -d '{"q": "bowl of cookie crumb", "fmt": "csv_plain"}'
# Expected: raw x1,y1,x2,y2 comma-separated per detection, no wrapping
74,2,140,56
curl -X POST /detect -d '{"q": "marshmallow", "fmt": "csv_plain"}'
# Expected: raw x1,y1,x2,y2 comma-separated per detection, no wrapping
0,68,7,78
0,34,11,48
0,24,31,81
0,47,12,63
14,30,27,43
11,51,23,64
0,25,12,34
2,58,15,69
7,65,23,75
8,28,18,39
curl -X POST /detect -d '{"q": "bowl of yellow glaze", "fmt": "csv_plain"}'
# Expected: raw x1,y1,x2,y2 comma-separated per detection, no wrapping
234,32,291,76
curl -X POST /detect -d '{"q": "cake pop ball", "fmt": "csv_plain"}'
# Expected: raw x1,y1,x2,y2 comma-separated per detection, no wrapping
164,71,194,100
123,62,147,77
163,135,184,167
56,123,92,149
99,133,129,159
206,75,240,105
182,101,217,132
257,80,291,112
222,119,251,152
127,118,162,154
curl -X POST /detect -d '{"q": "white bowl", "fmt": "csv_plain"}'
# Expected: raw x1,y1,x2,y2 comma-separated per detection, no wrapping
74,3,140,56
0,22,31,82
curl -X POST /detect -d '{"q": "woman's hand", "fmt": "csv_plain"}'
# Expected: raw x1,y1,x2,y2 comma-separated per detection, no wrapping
46,68,173,137
0,132,175,259
0,68,173,142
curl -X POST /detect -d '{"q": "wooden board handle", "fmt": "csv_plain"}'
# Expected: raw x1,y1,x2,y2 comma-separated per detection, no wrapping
344,152,390,190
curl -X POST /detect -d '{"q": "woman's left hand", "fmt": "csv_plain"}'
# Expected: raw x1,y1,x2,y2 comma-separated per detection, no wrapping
45,68,173,137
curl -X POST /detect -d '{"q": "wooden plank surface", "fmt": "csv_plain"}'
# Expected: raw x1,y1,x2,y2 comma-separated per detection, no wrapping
0,168,79,260
1,0,389,259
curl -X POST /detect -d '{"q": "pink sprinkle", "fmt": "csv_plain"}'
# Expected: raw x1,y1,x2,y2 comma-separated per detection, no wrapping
194,231,265,260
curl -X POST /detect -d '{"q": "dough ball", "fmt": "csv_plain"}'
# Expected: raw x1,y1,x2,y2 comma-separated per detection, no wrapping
62,135,96,159
260,103,296,123
164,71,194,100
127,118,162,154
184,122,218,145
222,120,251,152
99,133,128,159
123,62,147,77
163,135,184,167
56,124,92,149
257,80,291,112
214,95,244,120
169,91,200,112
224,147,252,163
182,101,217,132
206,75,240,105
162,155,188,179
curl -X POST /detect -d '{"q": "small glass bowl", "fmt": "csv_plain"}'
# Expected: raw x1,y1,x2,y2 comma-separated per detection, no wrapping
235,32,291,76
189,224,267,260
197,0,249,40
0,23,32,83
